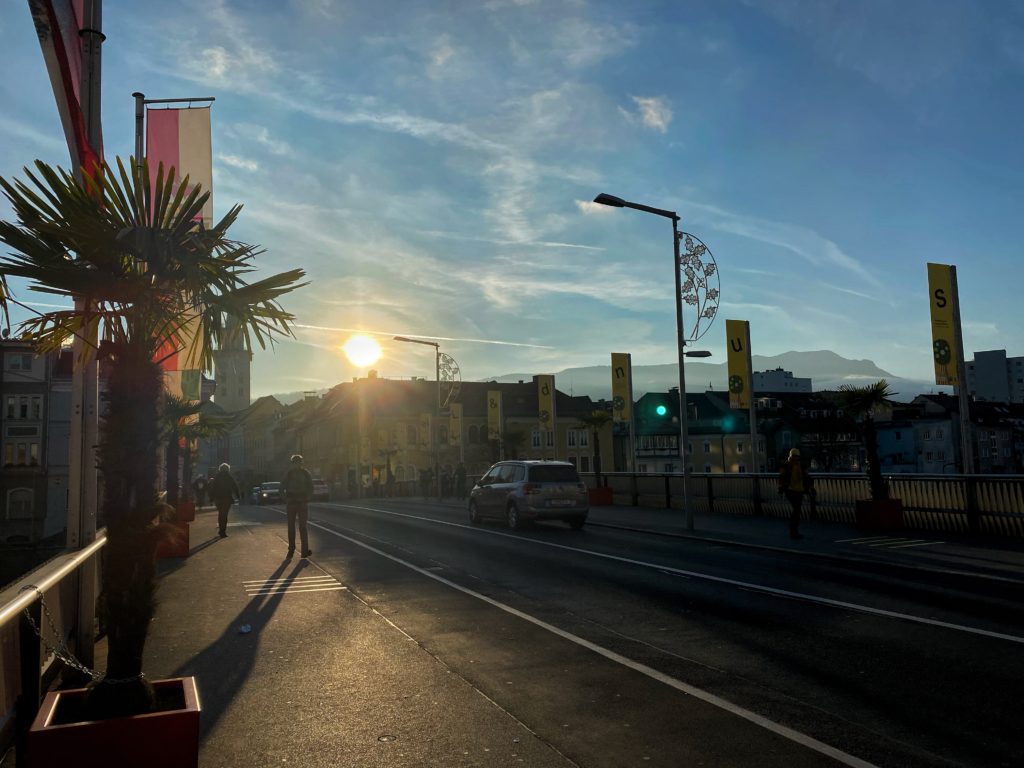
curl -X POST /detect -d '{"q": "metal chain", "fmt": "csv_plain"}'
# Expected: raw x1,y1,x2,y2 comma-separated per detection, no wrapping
18,585,145,685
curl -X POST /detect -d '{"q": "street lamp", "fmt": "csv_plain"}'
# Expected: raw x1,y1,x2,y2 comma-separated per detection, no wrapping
593,193,720,530
394,336,441,500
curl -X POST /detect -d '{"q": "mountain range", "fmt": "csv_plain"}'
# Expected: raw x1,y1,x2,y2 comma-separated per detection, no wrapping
481,350,942,402
268,351,943,406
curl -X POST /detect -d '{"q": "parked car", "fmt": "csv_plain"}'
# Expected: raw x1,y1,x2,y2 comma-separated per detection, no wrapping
258,481,283,504
468,460,589,530
311,479,330,502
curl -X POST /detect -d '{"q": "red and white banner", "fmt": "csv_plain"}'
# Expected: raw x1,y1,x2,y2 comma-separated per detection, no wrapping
146,106,213,228
28,0,102,174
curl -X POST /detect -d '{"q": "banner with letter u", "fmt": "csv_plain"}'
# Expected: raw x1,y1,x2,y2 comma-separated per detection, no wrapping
927,263,958,386
726,319,752,410
487,391,503,441
611,353,633,424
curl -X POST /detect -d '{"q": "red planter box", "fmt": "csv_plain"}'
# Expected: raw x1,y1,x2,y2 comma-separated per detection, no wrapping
855,498,904,532
588,487,614,506
29,676,200,768
156,522,189,559
177,500,196,522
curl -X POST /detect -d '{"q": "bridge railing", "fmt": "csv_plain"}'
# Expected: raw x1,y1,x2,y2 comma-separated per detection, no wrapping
585,472,1024,538
0,535,105,762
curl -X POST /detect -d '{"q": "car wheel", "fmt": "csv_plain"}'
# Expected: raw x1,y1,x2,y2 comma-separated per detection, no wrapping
469,501,481,525
569,517,586,531
506,503,522,530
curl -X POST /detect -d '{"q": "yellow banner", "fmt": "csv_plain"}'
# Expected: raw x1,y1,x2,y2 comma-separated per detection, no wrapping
726,319,752,410
927,263,958,386
537,375,555,427
487,390,502,441
420,413,432,446
611,353,633,423
449,403,463,447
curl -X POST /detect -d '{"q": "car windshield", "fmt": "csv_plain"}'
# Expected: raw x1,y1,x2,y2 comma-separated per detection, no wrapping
527,465,579,483
261,482,281,490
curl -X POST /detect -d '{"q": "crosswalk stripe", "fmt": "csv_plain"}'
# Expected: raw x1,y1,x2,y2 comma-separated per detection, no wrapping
885,540,945,549
246,585,348,596
241,575,337,586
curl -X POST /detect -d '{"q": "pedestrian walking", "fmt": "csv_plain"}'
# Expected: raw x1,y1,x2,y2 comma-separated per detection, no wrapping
283,454,314,558
209,463,241,538
778,448,814,540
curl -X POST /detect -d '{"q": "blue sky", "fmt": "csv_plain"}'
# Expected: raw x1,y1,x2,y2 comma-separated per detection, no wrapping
2,0,1023,398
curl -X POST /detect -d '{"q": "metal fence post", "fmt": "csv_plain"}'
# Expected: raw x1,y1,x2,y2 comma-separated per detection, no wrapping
630,473,639,506
664,474,672,509
965,475,980,535
16,600,42,768
752,474,763,516
706,475,715,517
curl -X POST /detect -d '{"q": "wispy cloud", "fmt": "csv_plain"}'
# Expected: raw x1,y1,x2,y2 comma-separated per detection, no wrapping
624,96,673,133
420,229,604,251
217,153,258,171
0,116,67,154
294,323,553,349
576,200,616,215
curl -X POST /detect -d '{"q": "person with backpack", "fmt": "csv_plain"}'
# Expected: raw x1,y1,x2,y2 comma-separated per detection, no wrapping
210,463,241,538
283,454,314,558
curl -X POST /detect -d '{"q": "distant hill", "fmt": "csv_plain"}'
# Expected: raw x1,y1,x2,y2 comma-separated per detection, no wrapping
482,350,939,402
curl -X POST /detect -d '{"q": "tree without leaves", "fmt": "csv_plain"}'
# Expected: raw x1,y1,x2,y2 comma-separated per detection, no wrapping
0,158,306,718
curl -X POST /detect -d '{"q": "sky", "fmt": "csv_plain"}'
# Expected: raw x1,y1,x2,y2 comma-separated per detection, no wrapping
2,0,1023,399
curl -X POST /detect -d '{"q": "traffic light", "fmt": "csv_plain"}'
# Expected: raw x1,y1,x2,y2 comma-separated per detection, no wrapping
655,404,668,417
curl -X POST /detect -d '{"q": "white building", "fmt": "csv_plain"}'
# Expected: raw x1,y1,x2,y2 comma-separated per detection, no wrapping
753,368,812,393
966,349,1024,404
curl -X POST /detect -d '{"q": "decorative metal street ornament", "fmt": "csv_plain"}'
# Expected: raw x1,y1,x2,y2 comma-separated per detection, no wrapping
439,352,461,410
678,231,720,342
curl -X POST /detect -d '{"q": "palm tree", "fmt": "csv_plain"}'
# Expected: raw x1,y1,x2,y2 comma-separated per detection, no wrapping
578,410,613,485
0,158,305,718
838,379,897,501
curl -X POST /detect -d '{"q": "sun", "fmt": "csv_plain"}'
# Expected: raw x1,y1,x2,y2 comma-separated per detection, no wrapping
342,335,382,368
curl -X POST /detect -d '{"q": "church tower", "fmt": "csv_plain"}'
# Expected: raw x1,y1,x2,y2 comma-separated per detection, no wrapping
213,318,252,412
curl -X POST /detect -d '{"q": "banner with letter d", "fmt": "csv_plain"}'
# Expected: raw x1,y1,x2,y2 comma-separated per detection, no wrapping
487,390,503,441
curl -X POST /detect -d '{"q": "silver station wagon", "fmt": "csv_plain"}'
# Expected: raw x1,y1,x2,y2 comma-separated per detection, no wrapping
468,460,589,530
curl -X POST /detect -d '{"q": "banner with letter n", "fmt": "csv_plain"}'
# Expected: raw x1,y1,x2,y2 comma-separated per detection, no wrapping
487,391,503,442
726,319,753,410
449,403,463,447
927,263,959,386
610,353,634,424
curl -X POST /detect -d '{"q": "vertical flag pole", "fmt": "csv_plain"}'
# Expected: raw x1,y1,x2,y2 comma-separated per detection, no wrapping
950,266,975,475
133,91,145,162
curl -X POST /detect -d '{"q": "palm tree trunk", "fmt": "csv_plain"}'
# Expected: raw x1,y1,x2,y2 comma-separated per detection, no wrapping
864,417,889,501
88,344,162,717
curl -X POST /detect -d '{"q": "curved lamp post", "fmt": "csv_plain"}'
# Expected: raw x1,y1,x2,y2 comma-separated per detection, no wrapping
394,336,460,501
593,193,719,530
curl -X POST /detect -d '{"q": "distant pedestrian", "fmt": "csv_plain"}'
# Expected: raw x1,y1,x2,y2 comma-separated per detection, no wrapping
455,462,467,499
778,448,814,540
209,463,241,538
283,454,314,558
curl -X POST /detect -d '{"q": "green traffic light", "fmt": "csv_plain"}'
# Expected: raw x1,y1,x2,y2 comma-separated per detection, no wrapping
656,404,667,416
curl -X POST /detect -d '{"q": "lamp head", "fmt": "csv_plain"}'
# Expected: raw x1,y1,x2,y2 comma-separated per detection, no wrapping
593,193,626,208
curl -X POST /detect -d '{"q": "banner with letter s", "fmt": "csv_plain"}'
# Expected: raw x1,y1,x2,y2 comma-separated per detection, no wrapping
927,263,958,386
725,319,752,410
487,390,503,441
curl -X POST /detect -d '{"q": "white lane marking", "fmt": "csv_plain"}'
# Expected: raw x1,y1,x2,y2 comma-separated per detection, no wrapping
246,585,348,597
885,541,946,549
867,539,928,548
315,503,1024,646
835,536,891,543
242,576,338,586
305,516,879,768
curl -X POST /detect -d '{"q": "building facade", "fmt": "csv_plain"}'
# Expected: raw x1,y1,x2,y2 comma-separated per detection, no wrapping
966,349,1024,404
753,368,812,394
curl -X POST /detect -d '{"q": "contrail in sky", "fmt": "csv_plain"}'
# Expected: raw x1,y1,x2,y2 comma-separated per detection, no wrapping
294,324,553,350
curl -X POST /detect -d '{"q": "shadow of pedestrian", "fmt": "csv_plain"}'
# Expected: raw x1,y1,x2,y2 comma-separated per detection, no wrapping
170,557,314,739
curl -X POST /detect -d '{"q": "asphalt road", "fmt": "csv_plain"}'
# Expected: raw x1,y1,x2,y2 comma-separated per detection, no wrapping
270,498,1024,768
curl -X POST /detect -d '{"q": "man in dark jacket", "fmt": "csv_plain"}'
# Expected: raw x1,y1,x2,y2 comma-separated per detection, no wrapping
210,463,241,538
778,448,814,540
283,454,314,558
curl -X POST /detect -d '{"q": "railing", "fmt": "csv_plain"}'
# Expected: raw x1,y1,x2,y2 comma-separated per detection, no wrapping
0,535,106,763
585,472,1024,538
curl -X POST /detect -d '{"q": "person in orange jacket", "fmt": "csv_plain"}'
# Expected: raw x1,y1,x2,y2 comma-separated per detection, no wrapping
778,448,814,540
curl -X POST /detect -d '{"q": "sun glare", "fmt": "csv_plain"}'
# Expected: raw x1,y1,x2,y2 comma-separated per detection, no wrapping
342,335,382,368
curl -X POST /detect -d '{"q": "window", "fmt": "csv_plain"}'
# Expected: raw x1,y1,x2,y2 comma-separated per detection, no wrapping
568,431,577,448
991,447,999,457
8,354,32,370
702,441,711,453
923,429,931,440
531,430,542,448
737,441,744,454
894,431,902,441
758,438,765,453
638,463,648,473
6,488,33,519
738,464,747,473
580,456,590,473
546,430,554,447
567,455,577,468
663,463,674,473
407,425,417,445
579,430,589,448
782,432,791,448
5,397,13,419
925,451,933,461
704,464,712,473
936,428,944,439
